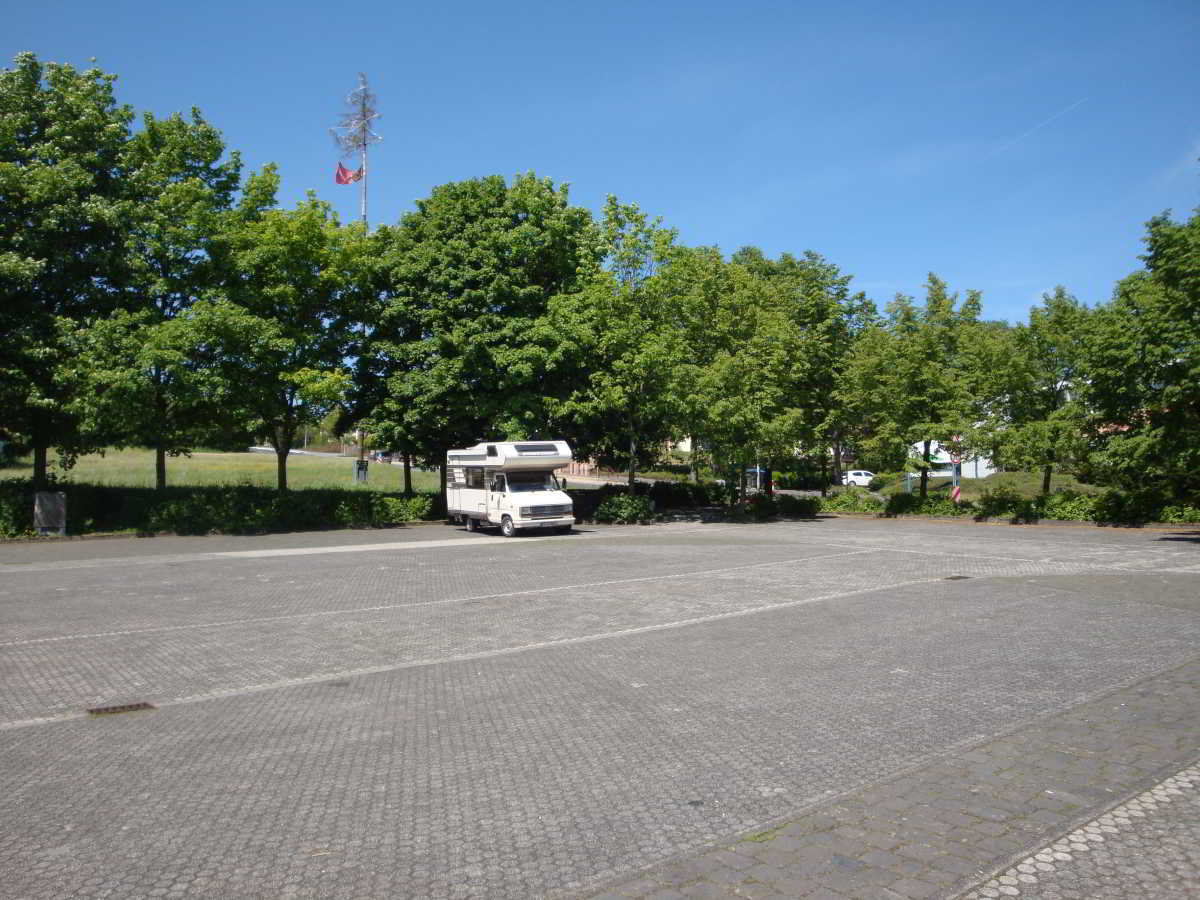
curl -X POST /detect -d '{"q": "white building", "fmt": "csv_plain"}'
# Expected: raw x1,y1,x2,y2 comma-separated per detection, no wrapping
911,440,995,479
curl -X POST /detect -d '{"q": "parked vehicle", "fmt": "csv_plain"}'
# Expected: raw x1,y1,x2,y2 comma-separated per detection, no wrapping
842,469,875,487
446,441,575,536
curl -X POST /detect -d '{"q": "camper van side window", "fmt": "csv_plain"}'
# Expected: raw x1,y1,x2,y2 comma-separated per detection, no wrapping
486,445,497,457
491,475,506,493
467,468,485,489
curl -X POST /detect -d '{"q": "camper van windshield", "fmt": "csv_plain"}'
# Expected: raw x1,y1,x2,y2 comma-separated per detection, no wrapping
507,472,559,492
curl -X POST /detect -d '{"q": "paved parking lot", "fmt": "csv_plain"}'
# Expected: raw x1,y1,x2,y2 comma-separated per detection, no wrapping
1,518,1197,898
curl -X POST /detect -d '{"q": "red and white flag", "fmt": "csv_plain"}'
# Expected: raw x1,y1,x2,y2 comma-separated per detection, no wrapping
335,162,363,184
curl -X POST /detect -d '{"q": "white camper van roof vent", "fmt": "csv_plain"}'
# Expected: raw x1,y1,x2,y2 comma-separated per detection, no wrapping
515,443,559,455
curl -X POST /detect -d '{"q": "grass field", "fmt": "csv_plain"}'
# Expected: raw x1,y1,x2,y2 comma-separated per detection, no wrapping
3,449,441,492
877,470,1103,501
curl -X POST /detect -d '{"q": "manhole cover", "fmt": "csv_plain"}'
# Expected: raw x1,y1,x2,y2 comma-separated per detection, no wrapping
87,702,156,717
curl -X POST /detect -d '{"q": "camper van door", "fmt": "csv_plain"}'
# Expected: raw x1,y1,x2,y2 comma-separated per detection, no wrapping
488,473,508,524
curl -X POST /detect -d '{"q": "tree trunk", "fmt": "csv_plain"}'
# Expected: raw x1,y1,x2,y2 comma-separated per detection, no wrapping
1042,463,1053,496
273,426,293,494
403,453,412,495
688,437,698,484
830,437,843,486
920,439,931,499
155,445,167,491
33,443,48,491
627,433,637,495
153,368,167,491
820,455,828,498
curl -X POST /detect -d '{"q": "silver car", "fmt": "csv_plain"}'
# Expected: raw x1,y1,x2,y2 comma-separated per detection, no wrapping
842,470,874,487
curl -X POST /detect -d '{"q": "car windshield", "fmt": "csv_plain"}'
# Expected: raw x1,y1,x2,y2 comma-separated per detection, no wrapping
507,472,559,492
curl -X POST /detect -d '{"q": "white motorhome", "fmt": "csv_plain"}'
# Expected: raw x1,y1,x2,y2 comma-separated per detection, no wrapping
446,440,575,536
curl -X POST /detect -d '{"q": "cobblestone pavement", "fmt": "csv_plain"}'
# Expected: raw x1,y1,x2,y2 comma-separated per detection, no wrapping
0,518,1197,898
965,763,1200,899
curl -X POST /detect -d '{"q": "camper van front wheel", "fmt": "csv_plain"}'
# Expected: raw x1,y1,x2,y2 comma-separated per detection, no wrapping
500,516,516,538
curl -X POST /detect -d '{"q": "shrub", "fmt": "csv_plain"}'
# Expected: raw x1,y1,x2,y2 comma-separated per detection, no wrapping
885,493,974,517
1160,504,1200,524
1038,490,1097,521
963,487,1033,522
594,493,656,524
1092,489,1165,525
775,494,821,517
822,488,884,513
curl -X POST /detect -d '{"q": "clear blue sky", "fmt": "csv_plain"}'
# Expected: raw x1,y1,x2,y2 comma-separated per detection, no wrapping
8,0,1199,323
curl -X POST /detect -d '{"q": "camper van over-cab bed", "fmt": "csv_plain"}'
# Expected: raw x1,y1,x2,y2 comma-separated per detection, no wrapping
446,441,575,537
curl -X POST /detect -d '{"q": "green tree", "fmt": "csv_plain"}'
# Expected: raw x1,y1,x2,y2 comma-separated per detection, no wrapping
185,186,366,492
838,274,981,497
364,173,600,497
727,247,876,488
1085,206,1200,499
548,197,685,491
975,288,1090,495
0,53,133,487
59,109,243,488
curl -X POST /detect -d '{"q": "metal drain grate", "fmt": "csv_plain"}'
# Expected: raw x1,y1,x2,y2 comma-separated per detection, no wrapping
87,702,156,716
944,575,971,580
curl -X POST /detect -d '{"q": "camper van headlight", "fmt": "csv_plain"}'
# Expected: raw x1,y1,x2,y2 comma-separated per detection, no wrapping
519,506,532,517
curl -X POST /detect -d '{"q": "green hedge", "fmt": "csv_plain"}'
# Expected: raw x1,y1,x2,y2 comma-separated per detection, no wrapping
594,494,655,524
0,479,438,538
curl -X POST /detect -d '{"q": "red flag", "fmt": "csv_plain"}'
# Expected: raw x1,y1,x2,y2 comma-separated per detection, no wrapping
335,162,363,184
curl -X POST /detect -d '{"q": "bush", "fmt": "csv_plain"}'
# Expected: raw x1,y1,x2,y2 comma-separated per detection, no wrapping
1092,489,1165,525
884,492,975,517
1038,490,1097,522
775,494,821,517
594,493,656,524
1160,504,1200,524
975,486,1032,521
822,488,885,513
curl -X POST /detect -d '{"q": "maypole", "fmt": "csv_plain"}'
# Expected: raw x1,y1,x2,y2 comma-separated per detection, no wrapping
332,74,381,469
332,73,381,228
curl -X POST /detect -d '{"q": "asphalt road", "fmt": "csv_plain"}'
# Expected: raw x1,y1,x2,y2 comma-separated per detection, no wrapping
0,518,1197,898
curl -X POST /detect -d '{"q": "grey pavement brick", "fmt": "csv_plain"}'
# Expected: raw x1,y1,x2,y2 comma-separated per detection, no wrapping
0,519,1197,899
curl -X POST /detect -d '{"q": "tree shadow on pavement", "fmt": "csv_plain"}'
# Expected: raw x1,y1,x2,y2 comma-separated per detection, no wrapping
1156,531,1200,543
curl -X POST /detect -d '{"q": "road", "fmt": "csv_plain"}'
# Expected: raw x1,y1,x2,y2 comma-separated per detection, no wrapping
0,518,1197,898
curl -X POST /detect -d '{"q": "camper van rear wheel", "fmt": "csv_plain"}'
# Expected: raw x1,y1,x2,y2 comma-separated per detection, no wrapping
465,517,479,533
500,515,516,538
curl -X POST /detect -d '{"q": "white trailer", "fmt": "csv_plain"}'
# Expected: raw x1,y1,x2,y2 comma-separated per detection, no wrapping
446,440,575,537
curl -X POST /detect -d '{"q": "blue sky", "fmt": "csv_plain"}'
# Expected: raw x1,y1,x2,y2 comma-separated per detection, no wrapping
8,0,1199,323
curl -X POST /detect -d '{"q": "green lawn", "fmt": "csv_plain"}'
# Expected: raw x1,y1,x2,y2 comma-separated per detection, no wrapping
4,448,440,492
878,470,1103,501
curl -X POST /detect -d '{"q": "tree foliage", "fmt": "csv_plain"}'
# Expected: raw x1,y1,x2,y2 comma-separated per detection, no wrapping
0,53,134,485
362,173,600,489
